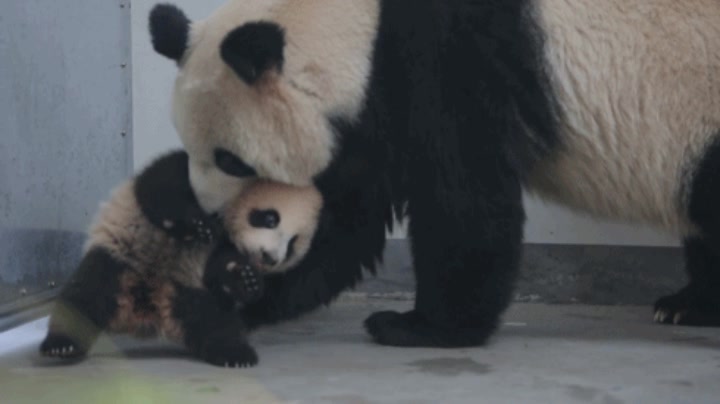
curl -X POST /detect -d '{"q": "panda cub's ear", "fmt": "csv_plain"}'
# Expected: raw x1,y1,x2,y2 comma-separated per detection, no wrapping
149,3,191,63
220,22,286,85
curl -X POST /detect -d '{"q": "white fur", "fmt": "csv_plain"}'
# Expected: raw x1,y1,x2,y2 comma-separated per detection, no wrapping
171,0,380,212
86,181,207,287
527,0,720,236
224,181,323,273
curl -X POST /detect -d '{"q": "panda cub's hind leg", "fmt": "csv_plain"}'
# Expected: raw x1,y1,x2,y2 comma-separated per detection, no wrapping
40,247,125,359
171,283,258,368
655,140,720,326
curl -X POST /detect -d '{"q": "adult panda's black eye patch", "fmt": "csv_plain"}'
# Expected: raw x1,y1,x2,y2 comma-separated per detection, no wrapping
214,148,257,178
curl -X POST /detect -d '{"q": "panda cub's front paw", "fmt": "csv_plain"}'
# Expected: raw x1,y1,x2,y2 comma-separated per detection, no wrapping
223,260,264,304
161,211,222,243
205,244,264,307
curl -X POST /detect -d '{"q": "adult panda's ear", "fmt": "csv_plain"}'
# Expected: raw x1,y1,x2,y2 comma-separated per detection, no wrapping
149,3,191,63
220,22,286,85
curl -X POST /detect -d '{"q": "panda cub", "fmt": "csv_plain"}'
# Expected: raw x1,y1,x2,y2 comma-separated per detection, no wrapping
39,150,322,367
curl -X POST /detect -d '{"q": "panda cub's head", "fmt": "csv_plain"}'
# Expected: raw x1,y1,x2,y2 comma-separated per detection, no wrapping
149,1,379,212
223,181,322,273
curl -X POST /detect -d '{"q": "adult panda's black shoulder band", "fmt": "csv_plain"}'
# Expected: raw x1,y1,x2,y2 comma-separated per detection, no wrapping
220,21,286,85
149,3,191,62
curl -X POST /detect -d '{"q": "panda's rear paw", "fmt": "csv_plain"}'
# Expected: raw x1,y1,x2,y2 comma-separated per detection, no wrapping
201,339,258,368
364,310,492,348
654,287,720,327
39,333,87,360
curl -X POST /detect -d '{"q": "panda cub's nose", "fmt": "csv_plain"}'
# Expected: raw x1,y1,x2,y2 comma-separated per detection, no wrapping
261,251,278,266
249,209,280,229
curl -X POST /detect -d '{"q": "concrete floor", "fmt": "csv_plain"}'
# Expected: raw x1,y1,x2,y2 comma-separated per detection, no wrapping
1,297,720,404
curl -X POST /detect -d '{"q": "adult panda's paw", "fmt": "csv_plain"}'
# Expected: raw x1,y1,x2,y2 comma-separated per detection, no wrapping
200,339,258,368
654,287,720,327
364,310,493,348
39,333,86,360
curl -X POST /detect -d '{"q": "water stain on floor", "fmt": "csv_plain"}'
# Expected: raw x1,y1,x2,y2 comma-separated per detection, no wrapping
406,357,491,376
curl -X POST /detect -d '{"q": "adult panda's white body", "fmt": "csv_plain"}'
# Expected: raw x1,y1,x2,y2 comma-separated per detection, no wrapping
528,0,720,236
149,0,720,347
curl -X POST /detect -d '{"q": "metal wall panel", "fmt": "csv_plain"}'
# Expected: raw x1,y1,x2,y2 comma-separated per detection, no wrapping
0,1,131,317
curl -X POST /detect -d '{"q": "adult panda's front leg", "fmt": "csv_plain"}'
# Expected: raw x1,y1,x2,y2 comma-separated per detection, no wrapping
363,0,530,345
365,155,525,347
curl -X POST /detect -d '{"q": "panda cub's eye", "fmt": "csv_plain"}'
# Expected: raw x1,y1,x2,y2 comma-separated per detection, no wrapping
249,209,280,229
214,148,257,178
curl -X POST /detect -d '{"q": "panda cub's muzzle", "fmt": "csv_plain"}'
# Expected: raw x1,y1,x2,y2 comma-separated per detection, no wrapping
247,208,298,270
221,180,323,275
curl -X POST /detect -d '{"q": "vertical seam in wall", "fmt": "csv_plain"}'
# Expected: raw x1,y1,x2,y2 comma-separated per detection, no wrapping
123,0,134,174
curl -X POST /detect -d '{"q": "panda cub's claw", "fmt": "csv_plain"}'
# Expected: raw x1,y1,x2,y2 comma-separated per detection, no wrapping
201,340,258,368
39,334,86,360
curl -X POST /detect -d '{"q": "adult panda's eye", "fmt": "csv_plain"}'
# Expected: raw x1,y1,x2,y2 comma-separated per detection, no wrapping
214,148,257,178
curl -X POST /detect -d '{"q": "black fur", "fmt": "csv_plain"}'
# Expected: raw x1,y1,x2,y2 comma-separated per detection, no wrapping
149,4,191,63
220,22,286,85
241,120,393,329
204,237,265,311
172,283,258,367
135,150,222,243
240,0,559,348
40,247,125,358
214,148,257,178
656,139,720,326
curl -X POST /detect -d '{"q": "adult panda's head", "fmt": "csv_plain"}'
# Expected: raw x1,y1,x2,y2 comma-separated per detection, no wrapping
148,1,380,212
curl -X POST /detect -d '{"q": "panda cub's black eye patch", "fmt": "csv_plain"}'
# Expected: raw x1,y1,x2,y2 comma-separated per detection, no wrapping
214,148,257,178
249,209,280,229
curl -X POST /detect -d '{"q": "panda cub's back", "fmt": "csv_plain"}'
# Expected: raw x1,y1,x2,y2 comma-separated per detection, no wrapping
85,180,208,288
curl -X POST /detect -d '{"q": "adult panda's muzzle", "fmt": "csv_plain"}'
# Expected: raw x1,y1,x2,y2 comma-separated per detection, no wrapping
188,160,250,213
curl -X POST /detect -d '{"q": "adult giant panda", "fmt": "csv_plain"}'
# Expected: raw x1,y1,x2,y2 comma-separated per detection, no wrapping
149,0,720,347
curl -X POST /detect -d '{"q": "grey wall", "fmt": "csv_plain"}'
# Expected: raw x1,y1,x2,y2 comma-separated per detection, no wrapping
0,1,132,309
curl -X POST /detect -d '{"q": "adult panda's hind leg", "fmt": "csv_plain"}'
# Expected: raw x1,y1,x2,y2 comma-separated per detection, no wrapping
654,140,720,326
